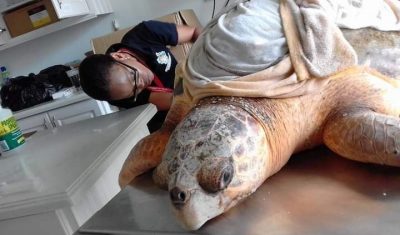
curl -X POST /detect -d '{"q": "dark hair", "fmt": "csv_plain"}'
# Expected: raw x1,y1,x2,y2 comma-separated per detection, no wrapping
79,54,116,100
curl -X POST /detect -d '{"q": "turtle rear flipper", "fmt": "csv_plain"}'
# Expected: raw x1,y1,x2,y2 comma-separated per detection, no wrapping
323,110,400,167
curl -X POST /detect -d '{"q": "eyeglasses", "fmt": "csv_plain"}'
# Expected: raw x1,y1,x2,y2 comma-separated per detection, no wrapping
113,60,139,102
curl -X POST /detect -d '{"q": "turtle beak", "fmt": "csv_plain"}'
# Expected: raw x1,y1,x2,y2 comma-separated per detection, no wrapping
169,186,191,209
169,187,224,231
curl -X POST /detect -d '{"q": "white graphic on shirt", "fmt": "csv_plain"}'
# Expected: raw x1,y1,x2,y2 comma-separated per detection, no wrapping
156,51,171,72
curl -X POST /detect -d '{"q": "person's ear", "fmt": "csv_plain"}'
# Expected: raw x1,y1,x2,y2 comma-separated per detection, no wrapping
110,52,130,61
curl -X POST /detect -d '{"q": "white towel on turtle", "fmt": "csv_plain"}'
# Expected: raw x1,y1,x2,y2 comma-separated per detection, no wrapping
181,0,400,104
289,0,400,79
333,0,400,31
188,0,288,81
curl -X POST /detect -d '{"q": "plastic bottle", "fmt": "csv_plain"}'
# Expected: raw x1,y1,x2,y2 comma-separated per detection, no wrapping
0,106,25,152
0,66,10,85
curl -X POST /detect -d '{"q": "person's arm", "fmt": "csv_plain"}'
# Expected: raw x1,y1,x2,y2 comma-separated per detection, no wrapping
176,25,202,44
148,92,173,111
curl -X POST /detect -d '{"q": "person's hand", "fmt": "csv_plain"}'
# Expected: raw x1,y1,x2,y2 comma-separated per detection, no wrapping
149,91,173,111
177,25,202,44
192,27,202,42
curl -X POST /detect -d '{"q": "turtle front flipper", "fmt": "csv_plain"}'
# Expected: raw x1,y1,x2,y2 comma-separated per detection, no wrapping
119,76,192,188
118,130,172,188
323,109,400,167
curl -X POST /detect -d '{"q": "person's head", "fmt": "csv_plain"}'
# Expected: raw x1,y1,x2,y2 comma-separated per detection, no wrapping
79,52,154,102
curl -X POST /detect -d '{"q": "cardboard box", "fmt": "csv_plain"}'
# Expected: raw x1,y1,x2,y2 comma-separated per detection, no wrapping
3,0,59,38
91,9,202,63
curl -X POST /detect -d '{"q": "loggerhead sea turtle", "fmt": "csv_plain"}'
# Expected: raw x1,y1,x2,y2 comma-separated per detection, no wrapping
118,28,400,230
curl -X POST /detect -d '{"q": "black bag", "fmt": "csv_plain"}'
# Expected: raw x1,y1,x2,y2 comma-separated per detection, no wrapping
1,74,56,111
38,65,73,89
0,65,73,111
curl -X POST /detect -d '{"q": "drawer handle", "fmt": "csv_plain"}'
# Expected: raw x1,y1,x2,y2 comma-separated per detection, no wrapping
52,116,57,127
43,118,48,129
57,0,62,9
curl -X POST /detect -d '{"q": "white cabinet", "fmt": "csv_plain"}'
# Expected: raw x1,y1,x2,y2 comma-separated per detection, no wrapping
50,0,89,18
0,105,157,235
16,98,115,134
48,99,104,127
17,112,53,133
85,0,112,16
0,13,9,46
0,0,112,51
0,0,111,16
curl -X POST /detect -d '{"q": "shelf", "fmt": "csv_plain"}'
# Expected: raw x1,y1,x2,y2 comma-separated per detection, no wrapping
0,0,33,13
0,13,97,51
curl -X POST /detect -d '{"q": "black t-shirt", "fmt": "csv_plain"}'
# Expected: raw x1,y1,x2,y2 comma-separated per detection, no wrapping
106,20,177,108
106,20,178,131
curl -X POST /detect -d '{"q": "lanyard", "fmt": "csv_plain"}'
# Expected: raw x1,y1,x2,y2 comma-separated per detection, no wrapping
117,48,173,93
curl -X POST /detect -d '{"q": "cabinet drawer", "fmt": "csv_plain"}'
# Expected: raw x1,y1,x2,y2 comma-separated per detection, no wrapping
17,112,52,134
47,99,103,127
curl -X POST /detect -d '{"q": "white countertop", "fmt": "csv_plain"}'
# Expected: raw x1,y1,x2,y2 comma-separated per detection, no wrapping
13,90,92,119
0,104,157,221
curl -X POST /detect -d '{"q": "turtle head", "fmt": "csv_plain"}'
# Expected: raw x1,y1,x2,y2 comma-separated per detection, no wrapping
153,102,269,230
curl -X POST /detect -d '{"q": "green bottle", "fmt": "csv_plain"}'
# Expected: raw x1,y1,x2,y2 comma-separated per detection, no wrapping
0,106,25,152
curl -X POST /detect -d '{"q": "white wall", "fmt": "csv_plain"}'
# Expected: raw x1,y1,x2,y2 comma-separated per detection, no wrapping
0,0,227,77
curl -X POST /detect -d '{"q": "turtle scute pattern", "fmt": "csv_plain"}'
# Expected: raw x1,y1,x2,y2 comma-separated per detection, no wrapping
154,101,268,191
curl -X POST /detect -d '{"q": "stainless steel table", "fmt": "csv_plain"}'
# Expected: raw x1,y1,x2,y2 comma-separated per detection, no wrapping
77,147,400,235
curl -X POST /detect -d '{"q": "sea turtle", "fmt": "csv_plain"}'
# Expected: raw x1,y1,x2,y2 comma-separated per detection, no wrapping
118,28,400,230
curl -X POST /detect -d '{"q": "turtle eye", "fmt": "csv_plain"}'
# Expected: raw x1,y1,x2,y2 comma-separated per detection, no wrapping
221,169,233,188
198,158,234,193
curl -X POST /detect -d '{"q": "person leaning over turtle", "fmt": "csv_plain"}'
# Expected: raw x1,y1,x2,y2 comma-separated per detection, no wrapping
79,20,201,132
